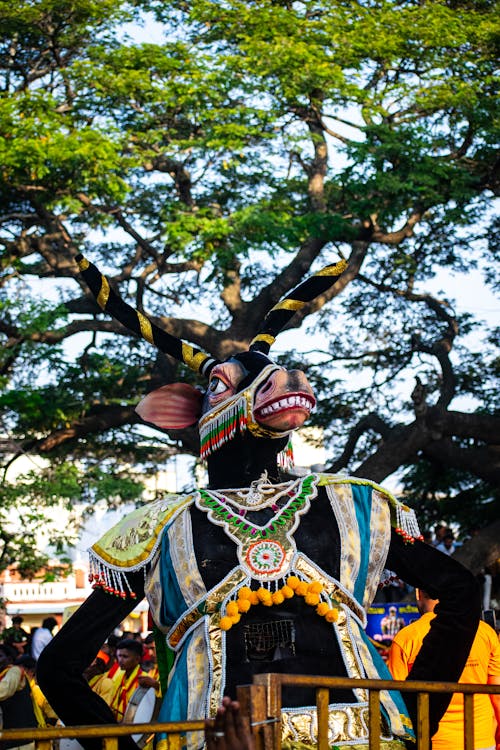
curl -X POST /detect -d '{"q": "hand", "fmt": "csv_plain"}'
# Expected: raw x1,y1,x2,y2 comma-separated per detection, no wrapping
137,675,159,691
205,697,254,750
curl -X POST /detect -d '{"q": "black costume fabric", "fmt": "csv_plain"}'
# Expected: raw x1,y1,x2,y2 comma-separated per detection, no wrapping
38,514,480,750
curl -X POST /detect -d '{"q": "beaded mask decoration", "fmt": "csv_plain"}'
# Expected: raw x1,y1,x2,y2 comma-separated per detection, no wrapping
198,364,293,459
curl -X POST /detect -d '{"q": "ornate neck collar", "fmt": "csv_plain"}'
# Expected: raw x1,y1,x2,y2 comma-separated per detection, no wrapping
205,471,303,510
196,474,318,581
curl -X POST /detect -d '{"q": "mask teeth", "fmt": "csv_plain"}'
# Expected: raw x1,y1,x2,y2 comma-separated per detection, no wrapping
200,397,248,459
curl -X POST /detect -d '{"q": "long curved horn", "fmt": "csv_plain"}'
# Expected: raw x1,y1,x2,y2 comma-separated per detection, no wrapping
249,259,348,354
76,254,219,377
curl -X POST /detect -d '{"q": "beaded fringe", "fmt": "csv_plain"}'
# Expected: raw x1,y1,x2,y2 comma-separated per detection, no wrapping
88,552,138,599
277,438,294,471
394,502,423,544
199,396,248,459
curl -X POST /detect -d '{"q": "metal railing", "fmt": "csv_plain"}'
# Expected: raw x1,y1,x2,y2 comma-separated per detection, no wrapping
1,675,499,749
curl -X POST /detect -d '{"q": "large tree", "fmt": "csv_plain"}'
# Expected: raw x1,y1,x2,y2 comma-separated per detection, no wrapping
0,0,498,574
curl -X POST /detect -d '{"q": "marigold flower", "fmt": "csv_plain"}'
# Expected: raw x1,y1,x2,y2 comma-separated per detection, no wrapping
238,586,252,600
286,575,300,590
305,593,320,606
220,616,233,631
295,582,308,597
272,591,285,605
226,601,239,617
281,585,294,599
307,581,323,594
316,602,329,616
257,587,272,602
237,599,251,613
325,609,339,623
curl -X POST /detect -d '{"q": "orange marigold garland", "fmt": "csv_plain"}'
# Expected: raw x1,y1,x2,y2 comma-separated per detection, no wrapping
219,576,340,631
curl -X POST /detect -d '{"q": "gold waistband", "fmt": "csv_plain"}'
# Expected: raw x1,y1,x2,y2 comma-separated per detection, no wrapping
281,703,403,748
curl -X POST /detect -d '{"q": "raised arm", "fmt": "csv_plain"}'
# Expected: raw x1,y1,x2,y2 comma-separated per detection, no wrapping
385,529,481,735
37,572,145,750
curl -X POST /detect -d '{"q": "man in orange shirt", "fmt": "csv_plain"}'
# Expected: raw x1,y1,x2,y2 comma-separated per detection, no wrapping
388,590,500,750
109,639,146,722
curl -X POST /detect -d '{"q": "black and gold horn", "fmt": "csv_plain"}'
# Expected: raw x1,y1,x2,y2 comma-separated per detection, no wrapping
249,259,348,354
76,254,219,377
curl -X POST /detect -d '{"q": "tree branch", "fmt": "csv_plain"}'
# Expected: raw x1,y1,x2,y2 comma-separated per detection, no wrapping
423,439,500,485
328,412,393,472
35,405,139,453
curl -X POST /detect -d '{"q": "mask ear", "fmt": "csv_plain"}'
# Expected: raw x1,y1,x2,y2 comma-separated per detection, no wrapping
135,383,203,429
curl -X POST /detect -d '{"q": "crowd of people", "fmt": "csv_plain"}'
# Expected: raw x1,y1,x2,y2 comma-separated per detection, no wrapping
0,624,162,750
2,602,499,750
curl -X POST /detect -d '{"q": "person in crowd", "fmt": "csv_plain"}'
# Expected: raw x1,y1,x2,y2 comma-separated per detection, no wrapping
1,618,29,658
422,529,433,545
205,697,254,750
30,618,58,661
436,530,456,556
137,634,160,697
109,638,145,722
14,655,57,727
0,644,38,750
103,634,120,679
83,655,116,708
432,523,448,547
380,605,406,639
388,589,500,750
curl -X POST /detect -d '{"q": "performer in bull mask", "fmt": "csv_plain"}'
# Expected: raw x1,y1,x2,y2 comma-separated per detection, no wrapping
38,256,480,750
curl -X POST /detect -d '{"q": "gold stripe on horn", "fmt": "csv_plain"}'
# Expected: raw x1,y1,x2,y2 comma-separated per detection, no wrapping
182,344,210,373
271,298,304,312
97,277,110,309
77,257,90,271
250,333,276,346
137,311,154,344
315,259,348,276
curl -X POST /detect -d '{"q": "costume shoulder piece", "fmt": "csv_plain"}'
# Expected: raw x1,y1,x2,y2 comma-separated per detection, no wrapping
318,473,423,544
88,493,194,598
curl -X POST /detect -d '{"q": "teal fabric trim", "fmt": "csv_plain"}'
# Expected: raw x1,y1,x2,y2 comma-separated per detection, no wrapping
157,632,191,725
159,528,188,628
361,630,415,741
351,483,372,604
153,623,175,698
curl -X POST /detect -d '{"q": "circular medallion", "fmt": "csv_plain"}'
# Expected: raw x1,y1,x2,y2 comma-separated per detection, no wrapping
245,539,287,576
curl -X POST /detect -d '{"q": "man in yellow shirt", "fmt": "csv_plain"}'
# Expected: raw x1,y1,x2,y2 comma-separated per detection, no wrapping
388,589,500,750
109,638,146,722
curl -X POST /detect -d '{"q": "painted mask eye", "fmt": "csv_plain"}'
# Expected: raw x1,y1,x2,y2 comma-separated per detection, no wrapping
208,377,228,396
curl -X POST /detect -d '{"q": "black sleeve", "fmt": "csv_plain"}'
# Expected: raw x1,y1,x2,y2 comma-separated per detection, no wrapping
37,572,145,750
386,530,481,737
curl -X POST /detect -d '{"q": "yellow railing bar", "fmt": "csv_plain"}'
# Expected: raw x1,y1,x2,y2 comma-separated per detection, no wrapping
0,719,204,742
254,673,500,695
368,688,381,750
464,692,475,750
1,676,499,748
315,687,329,750
417,692,430,750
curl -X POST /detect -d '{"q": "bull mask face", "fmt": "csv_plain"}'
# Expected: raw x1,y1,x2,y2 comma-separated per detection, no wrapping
198,352,316,459
136,351,316,460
